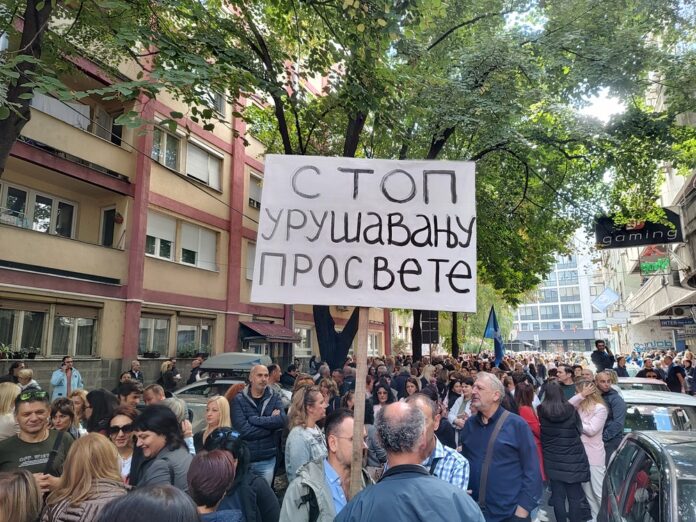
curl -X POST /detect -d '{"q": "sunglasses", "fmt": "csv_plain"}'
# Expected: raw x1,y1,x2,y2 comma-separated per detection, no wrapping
108,424,134,436
17,390,48,402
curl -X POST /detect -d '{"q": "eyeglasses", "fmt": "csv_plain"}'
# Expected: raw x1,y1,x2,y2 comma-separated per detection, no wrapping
17,390,48,402
334,435,368,444
108,424,134,436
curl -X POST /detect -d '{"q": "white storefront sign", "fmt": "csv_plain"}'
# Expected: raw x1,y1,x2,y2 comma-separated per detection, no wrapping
251,155,477,311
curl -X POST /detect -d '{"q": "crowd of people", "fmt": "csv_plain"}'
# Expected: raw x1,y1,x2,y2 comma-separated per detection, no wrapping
0,340,686,522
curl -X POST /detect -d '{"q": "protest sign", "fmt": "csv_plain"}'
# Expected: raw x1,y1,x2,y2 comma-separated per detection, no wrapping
250,155,477,312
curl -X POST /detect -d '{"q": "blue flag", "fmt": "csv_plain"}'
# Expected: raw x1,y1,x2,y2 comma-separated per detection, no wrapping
484,306,505,366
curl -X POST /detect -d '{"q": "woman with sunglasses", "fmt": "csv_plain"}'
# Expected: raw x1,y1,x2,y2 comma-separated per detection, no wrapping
285,385,327,480
108,406,139,483
193,396,231,453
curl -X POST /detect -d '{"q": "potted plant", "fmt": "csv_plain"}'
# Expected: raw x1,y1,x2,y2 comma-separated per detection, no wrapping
26,347,40,360
0,344,9,360
142,351,160,359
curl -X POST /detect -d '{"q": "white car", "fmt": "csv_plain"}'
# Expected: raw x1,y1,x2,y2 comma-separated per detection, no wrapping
617,377,669,392
622,390,696,433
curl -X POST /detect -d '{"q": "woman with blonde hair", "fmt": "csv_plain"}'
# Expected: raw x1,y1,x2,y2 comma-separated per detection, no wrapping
41,433,127,522
0,469,42,522
158,360,177,393
569,379,608,521
193,396,231,452
285,385,327,480
318,377,340,414
420,364,436,389
0,382,20,442
69,389,88,429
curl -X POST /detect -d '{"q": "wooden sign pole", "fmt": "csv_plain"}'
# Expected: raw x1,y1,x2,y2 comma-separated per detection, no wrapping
349,306,369,498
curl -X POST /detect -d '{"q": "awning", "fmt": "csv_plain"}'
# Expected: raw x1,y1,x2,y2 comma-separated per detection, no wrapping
626,276,696,323
239,321,301,343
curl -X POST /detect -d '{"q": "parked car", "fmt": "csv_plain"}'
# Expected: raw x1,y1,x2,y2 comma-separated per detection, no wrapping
600,431,696,522
622,390,696,433
617,377,669,392
174,352,291,404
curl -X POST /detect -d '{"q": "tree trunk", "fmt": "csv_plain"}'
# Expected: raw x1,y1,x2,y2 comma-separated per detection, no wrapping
411,309,422,362
451,311,459,359
313,305,360,369
0,0,54,177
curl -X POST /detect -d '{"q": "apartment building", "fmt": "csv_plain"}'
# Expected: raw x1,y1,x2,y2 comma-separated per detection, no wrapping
0,56,388,387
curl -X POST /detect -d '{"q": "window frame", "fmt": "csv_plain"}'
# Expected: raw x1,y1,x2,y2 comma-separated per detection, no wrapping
151,126,182,171
176,316,214,355
0,181,77,238
294,327,313,358
185,139,222,191
138,314,172,356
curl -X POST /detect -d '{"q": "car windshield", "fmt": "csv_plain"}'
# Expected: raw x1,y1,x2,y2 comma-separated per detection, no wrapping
624,404,696,432
678,480,696,522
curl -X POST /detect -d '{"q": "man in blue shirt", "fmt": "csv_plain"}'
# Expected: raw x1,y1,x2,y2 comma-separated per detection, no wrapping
461,372,542,522
280,409,369,521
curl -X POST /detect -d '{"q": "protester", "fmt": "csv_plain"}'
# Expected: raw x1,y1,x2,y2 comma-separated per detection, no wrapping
85,389,119,435
281,409,371,521
0,382,20,442
514,382,546,482
194,395,232,453
50,397,84,440
143,384,166,405
595,371,626,464
319,378,341,415
158,360,178,394
188,449,243,521
115,381,143,408
663,354,687,393
97,485,200,522
108,405,139,483
188,356,205,385
68,389,88,429
0,389,73,493
129,360,144,384
230,364,287,486
50,356,84,400
460,372,542,522
111,371,133,395
0,469,43,522
591,340,615,373
335,402,484,522
17,368,41,390
204,427,281,522
280,364,299,387
41,433,127,522
614,356,629,378
445,375,464,411
268,364,291,409
160,396,196,455
569,379,608,521
401,376,421,400
371,380,395,416
448,376,474,428
131,404,193,491
406,393,470,490
285,385,328,480
538,381,590,522
0,361,24,384
555,364,577,400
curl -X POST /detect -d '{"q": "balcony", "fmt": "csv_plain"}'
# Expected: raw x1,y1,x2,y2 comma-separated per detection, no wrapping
20,104,135,182
0,221,127,284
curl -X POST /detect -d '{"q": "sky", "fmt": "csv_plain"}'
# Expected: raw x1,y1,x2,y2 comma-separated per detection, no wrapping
579,87,626,123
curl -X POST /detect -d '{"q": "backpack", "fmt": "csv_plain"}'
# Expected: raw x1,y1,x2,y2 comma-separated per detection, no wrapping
298,486,320,522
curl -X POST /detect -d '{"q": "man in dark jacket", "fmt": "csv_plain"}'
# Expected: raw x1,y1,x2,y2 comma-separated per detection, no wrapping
231,364,287,486
596,371,626,464
279,364,298,388
393,366,411,399
591,340,615,373
336,402,484,522
461,372,543,522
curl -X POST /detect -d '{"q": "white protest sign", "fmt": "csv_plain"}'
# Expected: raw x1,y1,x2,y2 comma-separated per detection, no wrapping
250,155,477,312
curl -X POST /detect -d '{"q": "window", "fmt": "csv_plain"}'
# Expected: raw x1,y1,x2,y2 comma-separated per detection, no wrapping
294,327,313,357
0,305,47,354
519,322,533,331
101,207,116,247
246,242,256,280
368,333,381,357
151,128,181,170
249,173,262,209
556,255,577,269
518,306,538,320
51,306,98,356
558,271,579,285
0,182,76,237
539,322,561,330
540,305,560,320
0,32,8,52
563,321,583,330
139,315,170,355
561,304,582,319
180,222,217,271
186,142,222,190
590,284,605,297
538,289,558,303
202,90,226,115
146,211,176,260
542,272,557,287
559,286,580,302
176,317,213,355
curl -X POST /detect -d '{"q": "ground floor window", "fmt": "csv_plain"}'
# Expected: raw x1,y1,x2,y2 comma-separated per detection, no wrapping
176,317,213,357
294,327,313,358
139,315,170,355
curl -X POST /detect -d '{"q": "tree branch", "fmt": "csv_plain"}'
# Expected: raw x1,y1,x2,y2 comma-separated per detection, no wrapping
428,9,517,51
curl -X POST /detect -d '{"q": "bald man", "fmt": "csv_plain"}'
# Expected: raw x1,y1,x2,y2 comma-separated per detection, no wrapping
230,364,287,486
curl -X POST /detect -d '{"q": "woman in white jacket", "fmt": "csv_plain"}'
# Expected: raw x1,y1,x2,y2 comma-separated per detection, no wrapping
569,379,608,521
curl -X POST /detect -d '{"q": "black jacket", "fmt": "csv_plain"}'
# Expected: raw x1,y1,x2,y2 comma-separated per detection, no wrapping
591,350,615,372
539,406,590,483
279,372,296,388
231,386,287,462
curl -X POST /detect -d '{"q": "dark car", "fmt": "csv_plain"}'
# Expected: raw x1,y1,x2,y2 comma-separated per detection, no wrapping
600,431,696,522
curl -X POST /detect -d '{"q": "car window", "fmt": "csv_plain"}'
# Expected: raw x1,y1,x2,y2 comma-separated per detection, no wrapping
618,448,660,522
618,384,667,391
678,480,696,522
624,404,696,432
609,442,640,494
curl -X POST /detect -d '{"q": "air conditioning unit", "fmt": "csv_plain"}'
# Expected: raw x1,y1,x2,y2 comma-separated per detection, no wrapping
674,306,687,316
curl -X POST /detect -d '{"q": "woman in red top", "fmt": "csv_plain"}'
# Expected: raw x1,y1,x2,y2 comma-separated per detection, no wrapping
514,381,547,481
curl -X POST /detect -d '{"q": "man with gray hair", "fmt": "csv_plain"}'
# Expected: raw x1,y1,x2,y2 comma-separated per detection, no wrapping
461,372,542,522
336,402,484,522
